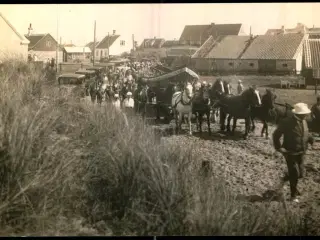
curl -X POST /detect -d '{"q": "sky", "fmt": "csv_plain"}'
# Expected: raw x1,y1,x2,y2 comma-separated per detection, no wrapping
1,3,319,47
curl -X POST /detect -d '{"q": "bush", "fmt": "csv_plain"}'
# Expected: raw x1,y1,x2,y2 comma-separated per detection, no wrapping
0,57,317,236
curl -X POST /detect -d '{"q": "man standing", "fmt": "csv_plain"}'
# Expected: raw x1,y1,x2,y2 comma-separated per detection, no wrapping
273,102,314,203
123,92,135,116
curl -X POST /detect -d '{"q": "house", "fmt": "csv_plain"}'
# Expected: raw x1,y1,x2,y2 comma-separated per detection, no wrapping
302,39,320,86
179,23,244,47
139,37,165,49
85,41,100,51
24,24,63,63
241,33,306,74
0,12,29,61
265,23,320,38
94,30,132,61
162,40,181,48
63,46,91,63
191,35,254,74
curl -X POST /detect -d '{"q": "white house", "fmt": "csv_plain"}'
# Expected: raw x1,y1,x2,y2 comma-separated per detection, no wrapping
95,30,132,61
0,12,30,61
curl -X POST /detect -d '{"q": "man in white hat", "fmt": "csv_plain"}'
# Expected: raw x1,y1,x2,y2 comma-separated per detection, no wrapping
237,79,244,95
273,102,314,203
123,91,135,115
112,93,121,110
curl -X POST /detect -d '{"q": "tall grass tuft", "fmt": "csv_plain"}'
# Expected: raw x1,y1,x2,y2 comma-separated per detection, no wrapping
0,57,317,236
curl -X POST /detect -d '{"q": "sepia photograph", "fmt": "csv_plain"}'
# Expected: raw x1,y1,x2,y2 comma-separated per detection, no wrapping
0,2,319,236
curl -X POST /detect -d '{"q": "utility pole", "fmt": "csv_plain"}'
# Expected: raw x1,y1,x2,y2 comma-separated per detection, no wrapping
93,20,96,66
132,34,135,52
56,4,59,73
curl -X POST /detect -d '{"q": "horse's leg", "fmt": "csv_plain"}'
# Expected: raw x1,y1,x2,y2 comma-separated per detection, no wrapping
261,120,265,137
244,117,250,139
226,115,232,132
178,112,183,134
199,112,203,133
188,111,192,136
265,121,269,139
206,110,211,135
232,117,237,135
220,109,226,132
251,116,256,132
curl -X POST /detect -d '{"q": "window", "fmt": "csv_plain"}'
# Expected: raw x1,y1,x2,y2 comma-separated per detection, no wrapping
120,40,126,46
46,41,51,47
282,63,288,68
101,50,103,57
96,50,99,57
249,63,254,67
229,62,234,66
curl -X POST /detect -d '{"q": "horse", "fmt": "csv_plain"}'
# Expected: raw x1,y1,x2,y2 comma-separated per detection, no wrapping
193,86,211,135
209,79,232,123
171,82,194,135
217,87,262,139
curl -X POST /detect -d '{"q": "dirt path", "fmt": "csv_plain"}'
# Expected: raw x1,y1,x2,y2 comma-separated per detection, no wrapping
153,119,320,222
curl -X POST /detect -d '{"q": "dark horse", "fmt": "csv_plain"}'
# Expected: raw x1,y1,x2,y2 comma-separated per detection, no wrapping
209,79,232,123
217,87,262,139
250,90,294,138
193,87,211,135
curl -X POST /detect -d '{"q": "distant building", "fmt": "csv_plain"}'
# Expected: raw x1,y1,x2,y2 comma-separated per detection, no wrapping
192,35,254,74
241,33,306,74
139,37,165,49
179,23,244,47
265,23,320,39
94,30,132,61
63,46,91,62
24,24,63,63
302,39,320,86
0,12,29,61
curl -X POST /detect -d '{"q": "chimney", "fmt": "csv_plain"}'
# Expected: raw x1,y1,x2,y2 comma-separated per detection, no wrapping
113,30,116,35
28,23,33,36
281,25,286,34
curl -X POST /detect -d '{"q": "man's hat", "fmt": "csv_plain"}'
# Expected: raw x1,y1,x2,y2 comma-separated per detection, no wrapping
292,103,311,115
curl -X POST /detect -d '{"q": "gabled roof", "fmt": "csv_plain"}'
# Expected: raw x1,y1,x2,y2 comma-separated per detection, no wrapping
24,33,58,50
96,35,120,49
85,41,100,51
304,39,320,68
193,35,251,59
140,38,165,48
64,47,92,53
240,33,305,60
0,12,30,44
179,23,242,43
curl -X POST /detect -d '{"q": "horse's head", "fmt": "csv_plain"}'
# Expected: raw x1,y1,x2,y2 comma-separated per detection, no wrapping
184,82,194,99
242,87,262,107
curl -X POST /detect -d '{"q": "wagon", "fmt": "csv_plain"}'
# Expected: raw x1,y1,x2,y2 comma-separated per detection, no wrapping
57,74,86,99
142,67,199,123
86,66,106,75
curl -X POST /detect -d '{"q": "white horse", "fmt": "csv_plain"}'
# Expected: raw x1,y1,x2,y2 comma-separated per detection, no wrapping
171,82,194,135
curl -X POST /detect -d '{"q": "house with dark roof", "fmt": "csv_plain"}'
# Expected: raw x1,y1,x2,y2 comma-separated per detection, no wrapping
139,37,165,49
85,41,100,51
265,23,320,39
191,35,255,74
0,12,29,61
302,39,320,86
23,24,63,63
94,30,132,61
241,33,306,74
179,23,244,47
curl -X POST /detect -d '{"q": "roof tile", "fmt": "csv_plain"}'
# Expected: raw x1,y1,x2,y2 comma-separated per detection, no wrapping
240,33,304,59
96,35,120,49
304,39,320,68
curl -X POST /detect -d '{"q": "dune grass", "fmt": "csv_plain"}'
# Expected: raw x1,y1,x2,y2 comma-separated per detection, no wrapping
0,58,315,236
